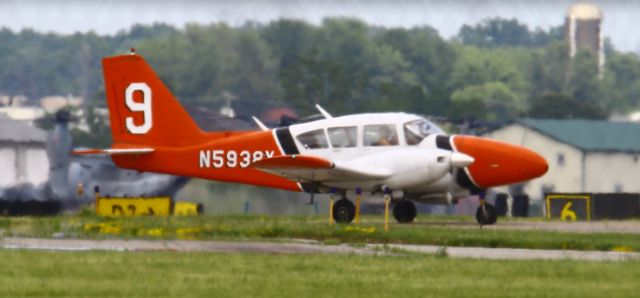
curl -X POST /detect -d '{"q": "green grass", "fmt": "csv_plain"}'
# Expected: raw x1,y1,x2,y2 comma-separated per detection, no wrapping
0,249,638,297
2,214,640,252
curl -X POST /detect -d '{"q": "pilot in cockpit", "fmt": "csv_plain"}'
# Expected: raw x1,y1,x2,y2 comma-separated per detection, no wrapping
374,125,398,146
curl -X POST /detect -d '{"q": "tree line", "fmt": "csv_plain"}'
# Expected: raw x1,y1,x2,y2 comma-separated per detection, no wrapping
1,17,640,129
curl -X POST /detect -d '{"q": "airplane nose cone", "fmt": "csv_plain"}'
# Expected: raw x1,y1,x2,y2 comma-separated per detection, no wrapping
452,135,548,188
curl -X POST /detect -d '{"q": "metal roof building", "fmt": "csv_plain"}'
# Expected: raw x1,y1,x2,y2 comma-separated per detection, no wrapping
519,119,640,153
0,114,47,144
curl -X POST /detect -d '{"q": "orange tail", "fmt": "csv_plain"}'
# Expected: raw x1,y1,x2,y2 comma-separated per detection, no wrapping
102,53,207,148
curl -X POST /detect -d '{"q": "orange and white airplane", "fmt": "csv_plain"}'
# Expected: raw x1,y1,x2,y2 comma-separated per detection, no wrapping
75,52,548,225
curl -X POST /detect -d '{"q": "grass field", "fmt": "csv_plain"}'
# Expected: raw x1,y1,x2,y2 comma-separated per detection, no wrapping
0,249,638,297
1,214,640,252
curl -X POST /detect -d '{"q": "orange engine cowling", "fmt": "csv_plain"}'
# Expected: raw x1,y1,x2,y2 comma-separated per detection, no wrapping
451,135,548,189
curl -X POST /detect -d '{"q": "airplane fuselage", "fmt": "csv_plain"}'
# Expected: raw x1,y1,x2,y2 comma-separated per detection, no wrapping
111,111,546,203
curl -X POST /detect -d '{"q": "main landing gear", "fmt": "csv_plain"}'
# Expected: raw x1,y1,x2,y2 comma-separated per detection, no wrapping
393,200,416,223
330,188,417,224
332,198,356,224
329,189,497,226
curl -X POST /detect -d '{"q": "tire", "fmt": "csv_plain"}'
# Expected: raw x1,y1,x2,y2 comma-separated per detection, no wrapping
333,198,356,224
393,200,417,223
476,203,498,225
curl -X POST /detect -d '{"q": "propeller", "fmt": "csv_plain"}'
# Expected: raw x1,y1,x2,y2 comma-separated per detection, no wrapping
445,151,474,206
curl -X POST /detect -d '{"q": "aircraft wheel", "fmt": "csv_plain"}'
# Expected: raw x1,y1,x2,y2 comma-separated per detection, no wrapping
476,203,498,225
393,200,417,223
333,198,355,224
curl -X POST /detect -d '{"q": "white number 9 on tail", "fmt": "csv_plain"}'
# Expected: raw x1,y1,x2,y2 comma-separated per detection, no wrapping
125,82,153,134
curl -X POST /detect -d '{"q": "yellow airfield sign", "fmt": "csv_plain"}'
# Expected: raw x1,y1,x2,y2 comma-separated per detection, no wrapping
174,202,201,216
97,197,171,216
545,193,591,221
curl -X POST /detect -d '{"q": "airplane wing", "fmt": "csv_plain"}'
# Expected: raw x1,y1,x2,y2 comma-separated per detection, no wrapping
251,154,392,182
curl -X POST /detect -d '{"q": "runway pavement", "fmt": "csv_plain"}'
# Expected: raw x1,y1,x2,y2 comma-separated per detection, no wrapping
409,219,640,234
0,237,381,255
2,237,639,261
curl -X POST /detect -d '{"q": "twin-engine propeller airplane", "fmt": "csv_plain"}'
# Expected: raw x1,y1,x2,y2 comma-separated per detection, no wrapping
75,51,548,225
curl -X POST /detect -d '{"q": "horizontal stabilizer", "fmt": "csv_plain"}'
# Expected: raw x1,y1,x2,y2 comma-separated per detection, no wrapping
72,148,155,156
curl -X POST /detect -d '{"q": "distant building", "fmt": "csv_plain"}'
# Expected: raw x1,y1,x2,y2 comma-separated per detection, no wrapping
0,95,28,106
0,106,46,125
566,2,605,76
485,119,640,200
39,95,83,114
0,114,49,188
609,111,640,122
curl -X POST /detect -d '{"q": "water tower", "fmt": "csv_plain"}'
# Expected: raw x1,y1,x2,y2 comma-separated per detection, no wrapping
565,2,605,76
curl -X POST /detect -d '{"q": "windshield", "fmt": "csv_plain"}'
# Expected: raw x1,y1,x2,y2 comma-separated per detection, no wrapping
404,119,443,145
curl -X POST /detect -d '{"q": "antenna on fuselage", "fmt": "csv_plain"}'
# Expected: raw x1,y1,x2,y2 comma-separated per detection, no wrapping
315,104,333,119
252,116,269,131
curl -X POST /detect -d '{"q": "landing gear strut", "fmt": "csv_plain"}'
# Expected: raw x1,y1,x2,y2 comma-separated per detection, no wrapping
332,198,356,224
475,202,497,225
393,200,417,223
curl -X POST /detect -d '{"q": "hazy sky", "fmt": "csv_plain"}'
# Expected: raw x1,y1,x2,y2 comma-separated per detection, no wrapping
0,0,637,53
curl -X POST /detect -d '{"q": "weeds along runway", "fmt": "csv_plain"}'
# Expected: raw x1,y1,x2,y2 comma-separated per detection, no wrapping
2,237,639,261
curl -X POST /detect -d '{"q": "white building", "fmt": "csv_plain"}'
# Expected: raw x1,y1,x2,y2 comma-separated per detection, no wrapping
485,119,640,201
0,106,45,125
0,114,49,187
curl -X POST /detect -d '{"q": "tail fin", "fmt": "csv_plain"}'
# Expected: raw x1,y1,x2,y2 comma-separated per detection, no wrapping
102,53,207,147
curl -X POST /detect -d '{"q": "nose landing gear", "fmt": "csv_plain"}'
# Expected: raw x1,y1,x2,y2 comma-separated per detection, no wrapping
476,200,497,226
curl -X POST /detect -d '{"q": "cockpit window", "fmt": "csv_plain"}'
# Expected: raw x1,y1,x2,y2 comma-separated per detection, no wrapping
328,126,357,148
296,129,329,149
404,119,440,145
363,124,398,147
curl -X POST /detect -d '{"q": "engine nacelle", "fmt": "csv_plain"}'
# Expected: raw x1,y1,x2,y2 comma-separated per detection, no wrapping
348,148,468,190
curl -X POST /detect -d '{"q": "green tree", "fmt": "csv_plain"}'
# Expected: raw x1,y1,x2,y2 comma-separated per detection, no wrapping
458,18,563,48
529,93,607,119
604,52,640,110
451,82,525,121
447,46,530,120
528,41,570,99
261,19,317,112
568,50,604,105
137,24,281,116
379,27,456,115
263,18,422,115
